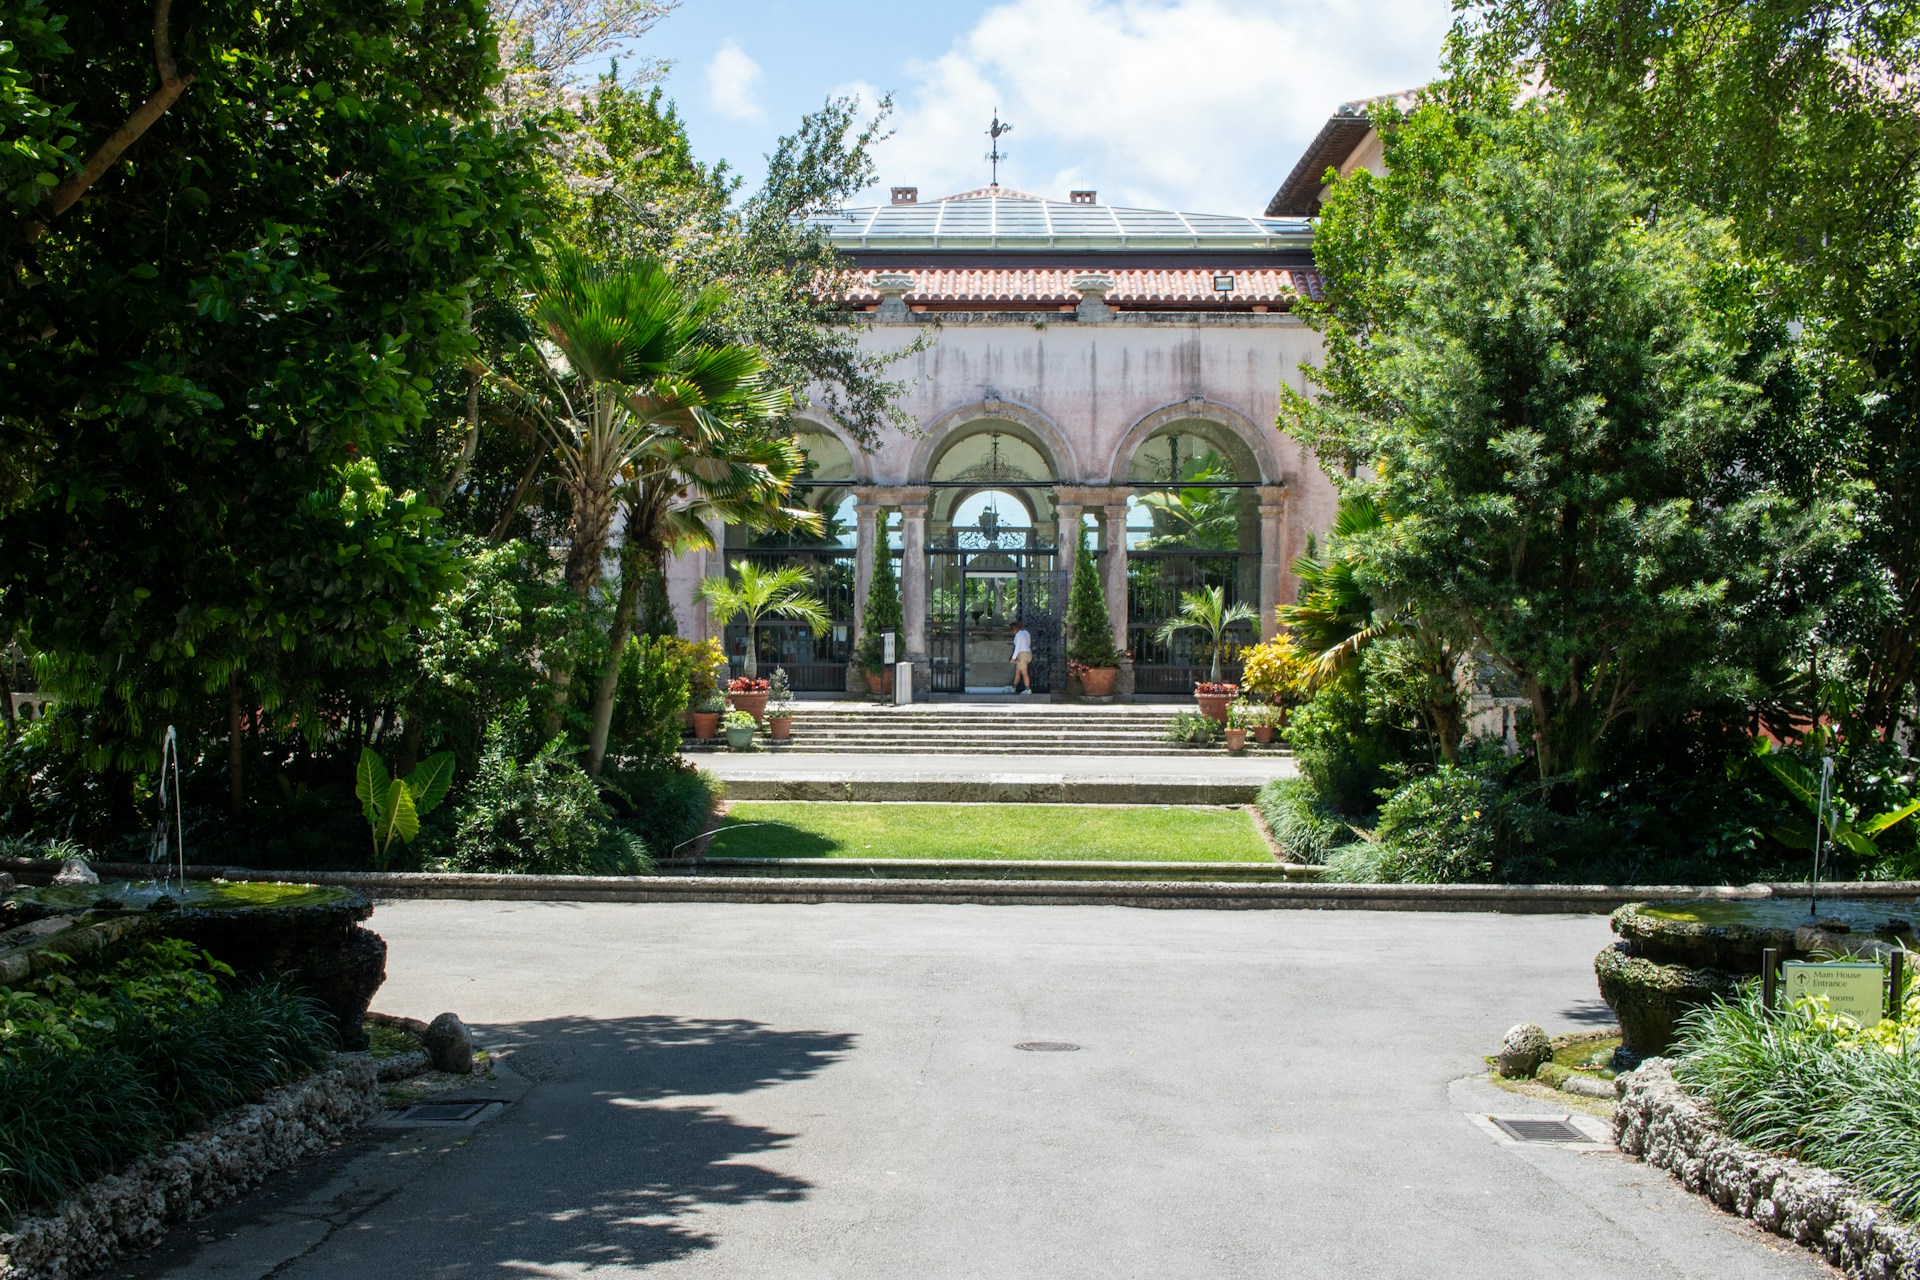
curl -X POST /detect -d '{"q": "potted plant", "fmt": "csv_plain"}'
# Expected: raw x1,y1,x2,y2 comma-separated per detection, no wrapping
698,562,829,688
1225,701,1259,754
691,690,727,740
722,709,757,751
1064,530,1121,697
766,668,795,741
727,675,770,723
854,527,902,697
1154,585,1257,721
1249,702,1283,745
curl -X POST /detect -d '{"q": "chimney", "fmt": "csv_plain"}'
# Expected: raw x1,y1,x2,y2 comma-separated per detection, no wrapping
1070,189,1097,205
891,187,919,205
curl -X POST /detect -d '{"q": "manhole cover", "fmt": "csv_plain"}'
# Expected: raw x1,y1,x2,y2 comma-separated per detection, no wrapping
1015,1041,1081,1052
395,1101,490,1124
1489,1116,1591,1144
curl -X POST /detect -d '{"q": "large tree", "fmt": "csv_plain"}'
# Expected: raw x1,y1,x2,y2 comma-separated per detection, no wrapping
1286,104,1847,786
1461,0,1920,741
0,0,537,814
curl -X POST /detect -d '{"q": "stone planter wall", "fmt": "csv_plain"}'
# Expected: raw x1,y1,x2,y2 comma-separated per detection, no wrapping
1614,1059,1920,1279
0,1058,382,1280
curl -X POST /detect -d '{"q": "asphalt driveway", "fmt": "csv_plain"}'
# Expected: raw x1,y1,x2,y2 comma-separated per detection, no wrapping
119,901,1834,1279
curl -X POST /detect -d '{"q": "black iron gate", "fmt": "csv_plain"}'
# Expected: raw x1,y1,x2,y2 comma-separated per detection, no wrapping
1126,550,1258,693
927,528,1063,694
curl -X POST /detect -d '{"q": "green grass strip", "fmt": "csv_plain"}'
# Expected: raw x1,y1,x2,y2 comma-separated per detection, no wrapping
705,802,1274,863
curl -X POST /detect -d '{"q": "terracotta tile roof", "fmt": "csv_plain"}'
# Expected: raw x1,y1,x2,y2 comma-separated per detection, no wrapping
846,266,1321,308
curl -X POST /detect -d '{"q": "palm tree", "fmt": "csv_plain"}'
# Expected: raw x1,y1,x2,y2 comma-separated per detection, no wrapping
504,252,799,599
698,562,830,679
491,253,813,764
1153,585,1258,684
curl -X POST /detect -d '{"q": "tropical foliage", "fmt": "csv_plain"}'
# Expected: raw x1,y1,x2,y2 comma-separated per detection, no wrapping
1153,587,1258,685
698,563,830,679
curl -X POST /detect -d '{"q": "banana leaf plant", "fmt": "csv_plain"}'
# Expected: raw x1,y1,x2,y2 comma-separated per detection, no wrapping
1751,739,1920,858
355,748,455,869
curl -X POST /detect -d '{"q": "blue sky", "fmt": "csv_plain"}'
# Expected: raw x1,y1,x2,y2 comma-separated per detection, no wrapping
621,0,1458,215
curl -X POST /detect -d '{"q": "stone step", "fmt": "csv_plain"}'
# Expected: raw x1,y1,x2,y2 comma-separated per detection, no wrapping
683,743,1290,757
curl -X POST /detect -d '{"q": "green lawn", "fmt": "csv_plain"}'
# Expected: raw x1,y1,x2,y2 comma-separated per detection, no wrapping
705,802,1274,862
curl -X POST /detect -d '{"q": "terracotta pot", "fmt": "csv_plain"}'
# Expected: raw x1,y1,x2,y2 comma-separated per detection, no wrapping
729,690,769,723
1195,690,1234,723
768,716,792,740
864,667,893,696
1079,666,1119,697
691,712,721,740
1253,724,1275,744
1224,727,1248,754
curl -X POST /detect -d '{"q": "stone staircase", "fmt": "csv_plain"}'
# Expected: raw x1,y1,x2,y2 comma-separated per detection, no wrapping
688,704,1292,757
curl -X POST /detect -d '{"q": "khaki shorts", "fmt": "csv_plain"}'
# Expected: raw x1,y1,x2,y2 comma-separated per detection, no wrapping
1014,652,1032,673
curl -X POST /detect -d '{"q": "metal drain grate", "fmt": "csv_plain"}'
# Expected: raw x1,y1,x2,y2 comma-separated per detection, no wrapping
395,1101,490,1124
1490,1116,1591,1144
1015,1041,1081,1053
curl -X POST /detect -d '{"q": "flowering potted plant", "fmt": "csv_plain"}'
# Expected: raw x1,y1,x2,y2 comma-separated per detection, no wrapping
766,668,796,741
691,690,727,741
1154,586,1256,722
1249,701,1285,744
1224,700,1255,754
723,709,758,751
727,675,770,724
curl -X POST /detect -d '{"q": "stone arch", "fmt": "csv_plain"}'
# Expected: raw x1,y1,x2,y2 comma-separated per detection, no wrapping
789,410,872,484
1109,398,1284,486
909,398,1081,485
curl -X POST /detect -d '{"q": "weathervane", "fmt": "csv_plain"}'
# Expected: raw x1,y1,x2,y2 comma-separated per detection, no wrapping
985,111,1013,187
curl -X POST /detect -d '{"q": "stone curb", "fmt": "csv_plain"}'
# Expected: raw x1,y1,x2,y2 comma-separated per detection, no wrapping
654,856,1328,881
7,860,1917,914
716,776,1264,804
1613,1059,1920,1279
0,1057,381,1280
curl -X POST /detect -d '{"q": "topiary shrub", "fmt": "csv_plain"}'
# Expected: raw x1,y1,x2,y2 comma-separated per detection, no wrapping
1064,531,1121,668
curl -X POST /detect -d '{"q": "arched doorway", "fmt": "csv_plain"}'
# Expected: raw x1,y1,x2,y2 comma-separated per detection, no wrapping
925,425,1063,694
1123,419,1263,692
722,424,862,690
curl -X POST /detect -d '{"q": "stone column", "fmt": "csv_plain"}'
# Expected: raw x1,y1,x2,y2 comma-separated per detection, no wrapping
848,489,883,694
1055,499,1084,560
851,490,882,647
1257,485,1289,641
698,515,728,644
1102,499,1131,654
898,489,930,689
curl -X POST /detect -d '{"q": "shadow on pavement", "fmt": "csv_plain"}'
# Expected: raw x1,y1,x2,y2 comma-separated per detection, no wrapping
423,1015,858,1270
105,1015,858,1277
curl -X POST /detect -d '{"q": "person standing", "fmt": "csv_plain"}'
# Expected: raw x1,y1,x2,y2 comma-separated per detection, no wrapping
1011,622,1033,695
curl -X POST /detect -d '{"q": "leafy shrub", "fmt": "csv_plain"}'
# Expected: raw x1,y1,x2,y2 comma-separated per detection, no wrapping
1371,766,1501,883
1674,987,1920,1222
1255,777,1356,865
1162,711,1225,746
1285,678,1400,815
604,761,721,860
439,722,643,875
611,634,697,769
0,941,332,1224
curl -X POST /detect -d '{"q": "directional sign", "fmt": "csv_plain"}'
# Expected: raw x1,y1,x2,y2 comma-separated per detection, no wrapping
1782,961,1884,1029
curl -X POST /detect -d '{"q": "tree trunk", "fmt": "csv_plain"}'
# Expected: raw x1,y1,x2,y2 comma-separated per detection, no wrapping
586,540,648,777
743,624,758,679
227,676,246,816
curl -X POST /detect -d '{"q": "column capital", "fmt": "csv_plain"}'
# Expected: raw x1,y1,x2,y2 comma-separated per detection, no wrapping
1056,484,1130,507
1256,483,1290,515
893,485,931,516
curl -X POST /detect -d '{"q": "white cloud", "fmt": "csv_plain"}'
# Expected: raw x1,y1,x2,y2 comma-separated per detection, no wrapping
863,0,1453,214
705,39,767,122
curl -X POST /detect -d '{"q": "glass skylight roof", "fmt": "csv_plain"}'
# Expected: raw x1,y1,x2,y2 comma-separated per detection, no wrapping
802,192,1313,251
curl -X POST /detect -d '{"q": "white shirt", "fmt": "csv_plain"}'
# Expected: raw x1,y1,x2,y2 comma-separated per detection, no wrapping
1012,629,1032,656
